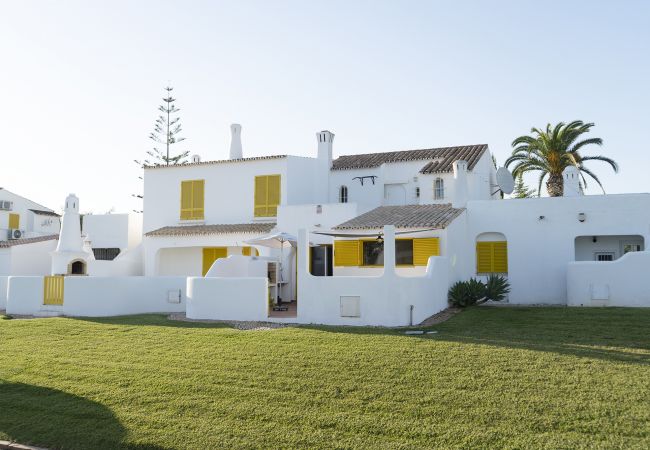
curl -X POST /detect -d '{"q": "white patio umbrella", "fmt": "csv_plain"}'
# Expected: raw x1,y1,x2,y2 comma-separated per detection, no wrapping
245,232,298,304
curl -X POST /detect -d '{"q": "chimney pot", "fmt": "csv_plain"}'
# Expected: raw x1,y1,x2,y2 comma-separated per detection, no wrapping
229,124,243,159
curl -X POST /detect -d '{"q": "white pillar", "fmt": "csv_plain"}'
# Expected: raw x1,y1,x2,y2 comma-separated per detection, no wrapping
383,225,396,275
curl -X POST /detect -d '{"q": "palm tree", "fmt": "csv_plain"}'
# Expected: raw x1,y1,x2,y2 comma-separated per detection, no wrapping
505,121,618,197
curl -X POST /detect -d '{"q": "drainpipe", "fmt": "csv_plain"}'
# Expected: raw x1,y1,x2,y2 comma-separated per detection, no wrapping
409,304,414,326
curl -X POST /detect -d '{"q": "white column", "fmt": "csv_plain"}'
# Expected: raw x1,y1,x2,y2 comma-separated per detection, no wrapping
383,225,396,275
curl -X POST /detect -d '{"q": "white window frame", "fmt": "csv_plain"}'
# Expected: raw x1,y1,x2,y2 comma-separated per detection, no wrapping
623,243,642,254
434,178,444,200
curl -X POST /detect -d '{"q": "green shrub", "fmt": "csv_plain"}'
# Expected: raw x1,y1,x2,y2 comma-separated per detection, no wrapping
448,278,486,307
448,276,510,307
485,274,510,302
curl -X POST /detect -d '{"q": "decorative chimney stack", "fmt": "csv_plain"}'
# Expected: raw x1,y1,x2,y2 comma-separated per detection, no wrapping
316,130,335,203
452,160,469,208
51,194,93,275
562,166,582,197
229,124,243,160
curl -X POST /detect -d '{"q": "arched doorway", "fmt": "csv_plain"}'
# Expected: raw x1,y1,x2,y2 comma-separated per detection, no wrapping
68,259,87,275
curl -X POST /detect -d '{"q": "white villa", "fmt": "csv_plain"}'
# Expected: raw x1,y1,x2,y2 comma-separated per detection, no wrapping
4,124,650,324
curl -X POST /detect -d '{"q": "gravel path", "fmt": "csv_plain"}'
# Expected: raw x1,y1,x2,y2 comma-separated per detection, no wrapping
167,313,289,331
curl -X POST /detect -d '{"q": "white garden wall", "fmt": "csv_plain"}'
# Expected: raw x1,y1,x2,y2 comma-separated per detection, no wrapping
567,251,650,307
186,277,268,321
0,276,8,310
296,227,449,326
6,276,186,317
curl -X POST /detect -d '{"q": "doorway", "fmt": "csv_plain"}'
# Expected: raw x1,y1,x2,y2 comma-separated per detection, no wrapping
310,245,333,276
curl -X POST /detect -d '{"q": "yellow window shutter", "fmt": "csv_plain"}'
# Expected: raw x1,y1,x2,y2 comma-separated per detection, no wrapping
413,238,440,266
192,180,205,219
242,247,251,256
476,242,493,273
254,176,267,217
202,247,228,276
180,180,205,220
492,241,508,273
267,175,281,217
8,213,20,229
254,175,281,217
334,240,360,266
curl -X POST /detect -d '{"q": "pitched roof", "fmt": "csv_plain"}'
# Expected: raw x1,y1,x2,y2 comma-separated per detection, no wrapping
0,234,58,248
330,144,488,172
143,155,287,170
333,204,465,230
29,209,60,217
145,223,277,237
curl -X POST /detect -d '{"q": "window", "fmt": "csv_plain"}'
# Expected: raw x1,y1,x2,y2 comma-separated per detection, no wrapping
339,185,348,203
202,247,228,276
623,244,642,254
476,241,508,274
434,178,444,200
180,180,205,220
595,252,614,262
254,175,281,217
334,238,439,267
92,248,121,261
242,246,259,257
8,213,20,229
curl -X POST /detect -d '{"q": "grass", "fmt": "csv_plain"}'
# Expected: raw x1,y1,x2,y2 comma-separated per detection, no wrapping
0,307,649,449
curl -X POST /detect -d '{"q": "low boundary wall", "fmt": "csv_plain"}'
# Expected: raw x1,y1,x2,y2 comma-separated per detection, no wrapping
567,251,650,307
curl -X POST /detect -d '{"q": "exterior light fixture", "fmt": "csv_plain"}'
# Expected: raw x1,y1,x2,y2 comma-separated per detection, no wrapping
578,212,586,223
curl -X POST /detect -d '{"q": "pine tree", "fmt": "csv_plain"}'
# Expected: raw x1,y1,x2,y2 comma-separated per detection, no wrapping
512,173,535,198
133,86,189,211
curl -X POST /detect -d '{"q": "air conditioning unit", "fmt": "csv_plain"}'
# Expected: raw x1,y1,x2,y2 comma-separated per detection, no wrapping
8,229,24,240
0,200,12,210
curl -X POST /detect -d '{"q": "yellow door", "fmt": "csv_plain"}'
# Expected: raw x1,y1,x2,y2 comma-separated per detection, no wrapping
43,276,64,305
202,247,228,275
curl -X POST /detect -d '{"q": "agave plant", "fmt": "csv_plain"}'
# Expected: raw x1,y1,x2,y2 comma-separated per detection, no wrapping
505,121,618,197
484,275,510,302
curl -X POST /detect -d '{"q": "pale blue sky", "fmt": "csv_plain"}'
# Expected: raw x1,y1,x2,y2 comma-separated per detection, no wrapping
1,1,648,213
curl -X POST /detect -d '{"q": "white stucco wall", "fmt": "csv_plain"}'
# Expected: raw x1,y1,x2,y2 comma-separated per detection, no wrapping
186,277,268,321
0,276,8,310
465,194,650,305
574,235,644,261
6,276,187,316
0,188,59,239
83,214,139,251
296,228,449,326
567,251,650,307
9,239,58,275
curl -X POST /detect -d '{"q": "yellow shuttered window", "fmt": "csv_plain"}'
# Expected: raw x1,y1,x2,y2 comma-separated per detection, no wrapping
476,241,508,274
180,180,205,220
334,240,360,267
254,175,281,217
242,246,258,257
8,213,20,229
413,238,440,266
202,247,228,276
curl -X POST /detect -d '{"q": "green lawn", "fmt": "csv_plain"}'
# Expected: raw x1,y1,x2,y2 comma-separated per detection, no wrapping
0,308,649,449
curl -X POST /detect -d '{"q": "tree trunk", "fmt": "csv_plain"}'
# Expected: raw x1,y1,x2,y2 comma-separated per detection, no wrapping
546,174,563,197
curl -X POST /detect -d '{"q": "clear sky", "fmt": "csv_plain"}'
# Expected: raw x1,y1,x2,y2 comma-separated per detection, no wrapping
1,1,648,213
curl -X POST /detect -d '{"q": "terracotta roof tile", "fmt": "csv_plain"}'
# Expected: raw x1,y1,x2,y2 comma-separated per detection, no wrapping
330,145,488,172
29,209,61,217
145,223,276,237
143,155,287,170
0,234,58,248
333,204,464,230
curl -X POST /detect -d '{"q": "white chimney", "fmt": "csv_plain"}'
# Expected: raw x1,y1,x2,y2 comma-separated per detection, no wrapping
316,130,335,203
317,130,334,164
452,160,469,208
562,166,581,197
229,124,243,160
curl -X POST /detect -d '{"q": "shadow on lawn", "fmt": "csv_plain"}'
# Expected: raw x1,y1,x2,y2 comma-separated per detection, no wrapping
0,380,166,450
